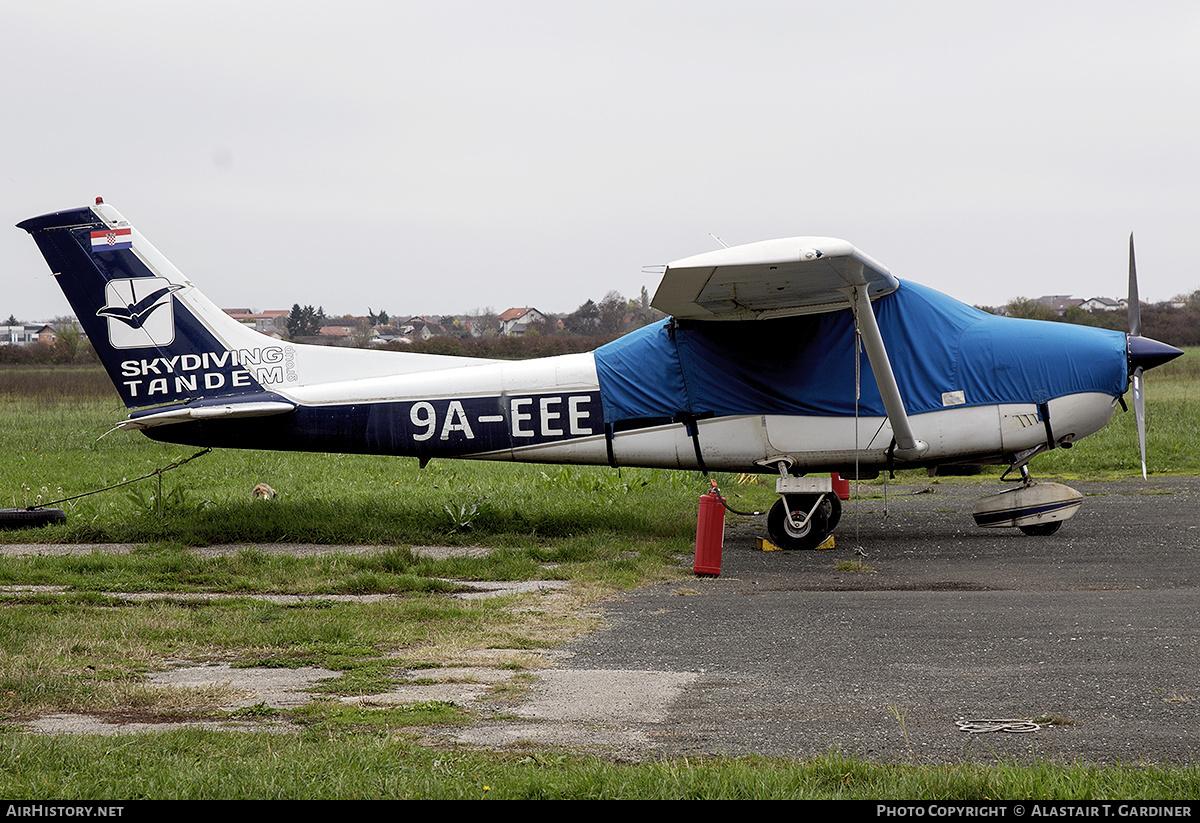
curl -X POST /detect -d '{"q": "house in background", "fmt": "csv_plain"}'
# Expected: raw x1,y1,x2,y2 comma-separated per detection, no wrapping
1035,295,1083,316
400,316,448,341
1034,295,1130,316
498,307,546,336
2,325,34,345
246,310,289,334
319,325,357,342
1,323,56,345
1079,296,1126,312
224,308,289,336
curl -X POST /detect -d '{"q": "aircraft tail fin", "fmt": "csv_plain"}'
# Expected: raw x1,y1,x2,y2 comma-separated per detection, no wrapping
18,200,294,409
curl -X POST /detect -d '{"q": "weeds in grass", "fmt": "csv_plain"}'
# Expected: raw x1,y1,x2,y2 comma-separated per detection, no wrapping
229,702,281,719
126,484,191,518
443,496,485,532
291,700,472,732
888,704,913,758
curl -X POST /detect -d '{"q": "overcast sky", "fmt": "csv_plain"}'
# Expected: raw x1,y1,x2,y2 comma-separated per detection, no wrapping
4,1,1198,323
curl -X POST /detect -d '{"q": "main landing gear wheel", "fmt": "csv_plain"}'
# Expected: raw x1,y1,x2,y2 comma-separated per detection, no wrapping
826,493,842,532
0,508,66,530
767,494,835,550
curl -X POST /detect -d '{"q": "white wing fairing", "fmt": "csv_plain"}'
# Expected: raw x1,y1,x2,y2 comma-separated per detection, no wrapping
18,201,1183,547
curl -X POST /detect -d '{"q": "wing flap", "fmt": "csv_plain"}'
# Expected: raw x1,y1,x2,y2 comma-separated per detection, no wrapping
652,236,898,320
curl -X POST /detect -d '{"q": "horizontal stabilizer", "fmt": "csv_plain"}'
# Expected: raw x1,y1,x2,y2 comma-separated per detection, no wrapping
118,398,296,430
652,236,898,321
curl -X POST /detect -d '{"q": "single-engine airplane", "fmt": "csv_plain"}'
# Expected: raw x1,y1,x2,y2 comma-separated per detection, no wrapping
17,200,1183,548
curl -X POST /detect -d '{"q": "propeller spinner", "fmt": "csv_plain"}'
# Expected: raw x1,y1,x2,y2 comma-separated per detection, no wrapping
1126,234,1184,479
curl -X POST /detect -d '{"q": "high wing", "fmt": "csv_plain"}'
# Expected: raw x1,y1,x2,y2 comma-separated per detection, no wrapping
651,236,899,321
652,236,923,458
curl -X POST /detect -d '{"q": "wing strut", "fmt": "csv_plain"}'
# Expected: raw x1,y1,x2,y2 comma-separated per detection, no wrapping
844,272,927,461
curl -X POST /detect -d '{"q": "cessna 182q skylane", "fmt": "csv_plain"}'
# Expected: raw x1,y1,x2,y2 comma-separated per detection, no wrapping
18,200,1183,548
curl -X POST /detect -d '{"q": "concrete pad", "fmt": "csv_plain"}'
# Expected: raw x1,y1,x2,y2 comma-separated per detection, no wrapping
147,663,340,709
452,668,699,753
452,580,569,599
343,683,493,707
25,714,271,736
515,669,699,723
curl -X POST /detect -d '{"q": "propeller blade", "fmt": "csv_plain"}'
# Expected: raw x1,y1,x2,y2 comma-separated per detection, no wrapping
1132,365,1147,480
1128,233,1141,338
1123,233,1181,479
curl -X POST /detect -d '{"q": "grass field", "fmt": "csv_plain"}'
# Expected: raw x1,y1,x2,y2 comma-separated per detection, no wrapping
0,355,1197,799
0,364,724,548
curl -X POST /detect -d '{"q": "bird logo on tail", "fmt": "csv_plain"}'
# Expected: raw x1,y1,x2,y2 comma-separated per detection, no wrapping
97,277,184,349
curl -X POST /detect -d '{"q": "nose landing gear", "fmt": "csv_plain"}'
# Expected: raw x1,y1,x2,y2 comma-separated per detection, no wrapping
973,460,1082,536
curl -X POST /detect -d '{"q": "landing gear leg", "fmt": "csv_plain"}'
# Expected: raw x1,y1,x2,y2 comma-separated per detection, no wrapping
1012,464,1063,536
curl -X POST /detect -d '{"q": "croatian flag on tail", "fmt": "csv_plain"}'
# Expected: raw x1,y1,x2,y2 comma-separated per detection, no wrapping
90,228,133,252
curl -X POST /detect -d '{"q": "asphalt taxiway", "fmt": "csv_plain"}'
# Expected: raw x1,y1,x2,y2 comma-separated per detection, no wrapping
556,476,1200,763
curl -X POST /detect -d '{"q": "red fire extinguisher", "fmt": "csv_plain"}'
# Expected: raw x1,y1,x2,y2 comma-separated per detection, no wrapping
694,484,725,577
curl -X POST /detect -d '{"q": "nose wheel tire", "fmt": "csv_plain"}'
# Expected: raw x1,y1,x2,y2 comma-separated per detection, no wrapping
767,494,834,550
1018,521,1063,536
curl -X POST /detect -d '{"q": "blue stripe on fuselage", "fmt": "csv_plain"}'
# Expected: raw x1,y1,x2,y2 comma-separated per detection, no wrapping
142,391,605,458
